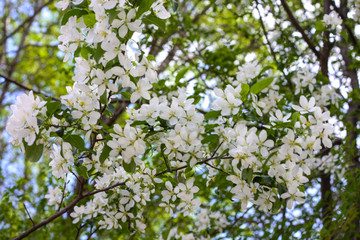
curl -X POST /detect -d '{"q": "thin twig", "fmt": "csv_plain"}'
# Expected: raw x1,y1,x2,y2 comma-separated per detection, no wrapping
14,156,234,239
23,203,35,226
74,223,87,240
86,225,100,240
255,1,277,63
57,178,67,212
255,1,293,89
0,73,60,101
205,162,230,175
279,0,321,59
49,124,77,128
69,170,81,183
315,138,342,158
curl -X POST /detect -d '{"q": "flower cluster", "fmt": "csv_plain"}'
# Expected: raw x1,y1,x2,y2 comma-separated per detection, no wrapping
44,186,63,209
49,142,74,179
5,0,339,238
6,91,46,146
352,0,360,21
323,11,342,29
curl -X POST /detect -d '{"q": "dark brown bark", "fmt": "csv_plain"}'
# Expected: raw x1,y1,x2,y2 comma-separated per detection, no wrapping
319,0,334,234
338,1,360,238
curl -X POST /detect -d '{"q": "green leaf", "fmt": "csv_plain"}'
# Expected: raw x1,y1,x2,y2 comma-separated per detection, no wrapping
131,120,148,126
37,119,44,126
74,46,81,58
242,168,253,183
277,183,287,195
121,92,131,100
256,65,273,79
94,43,105,63
316,71,330,84
136,0,155,18
83,13,96,28
201,134,219,150
240,83,249,101
173,0,179,11
271,197,282,214
75,0,89,9
107,103,115,114
80,47,91,59
253,175,276,187
55,128,64,137
99,145,111,164
175,68,188,82
75,165,89,178
142,14,166,32
146,55,156,61
291,112,300,125
100,91,108,105
24,141,44,162
123,160,136,173
315,21,325,32
188,95,201,105
250,77,274,94
107,8,119,24
205,111,221,120
64,135,86,151
61,9,88,25
65,116,75,123
145,130,159,139
46,101,62,117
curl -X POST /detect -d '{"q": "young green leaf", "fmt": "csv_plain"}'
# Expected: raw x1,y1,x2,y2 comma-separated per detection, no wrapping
176,68,188,82
46,101,62,117
123,160,136,173
121,92,131,100
61,9,88,25
93,43,106,63
76,165,89,178
99,145,112,164
83,13,96,28
100,91,108,105
205,111,221,120
173,0,179,11
240,83,250,100
75,0,89,9
242,168,253,184
136,0,155,18
250,77,274,94
142,14,166,32
64,135,86,151
24,141,44,162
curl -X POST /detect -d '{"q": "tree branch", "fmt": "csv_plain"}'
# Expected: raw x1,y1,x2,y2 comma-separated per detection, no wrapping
279,0,321,59
14,195,82,240
14,154,232,239
0,73,59,101
0,0,55,46
102,99,129,126
86,225,100,240
255,1,294,90
74,223,87,240
157,45,179,74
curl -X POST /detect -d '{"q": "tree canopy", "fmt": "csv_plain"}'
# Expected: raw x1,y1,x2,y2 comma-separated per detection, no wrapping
0,0,359,239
